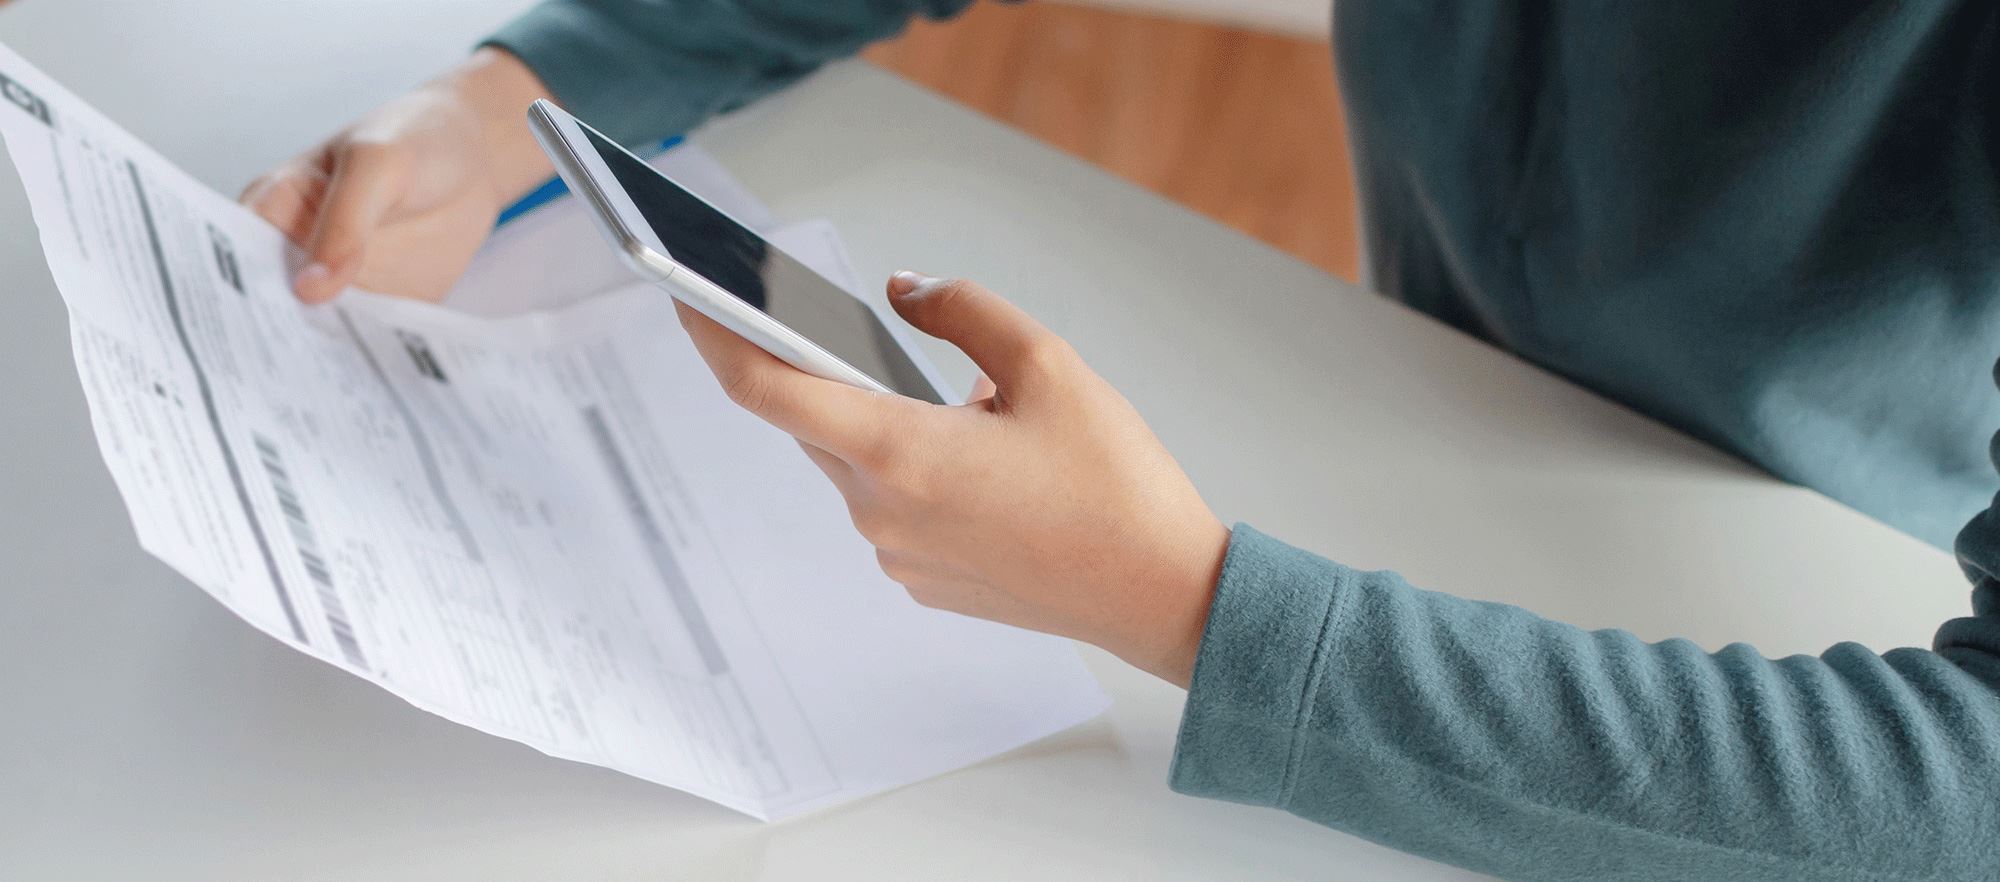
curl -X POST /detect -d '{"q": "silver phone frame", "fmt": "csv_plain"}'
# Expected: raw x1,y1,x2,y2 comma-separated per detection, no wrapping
527,99,940,399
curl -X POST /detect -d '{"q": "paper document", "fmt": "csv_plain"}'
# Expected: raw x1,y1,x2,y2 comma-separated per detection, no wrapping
0,42,1106,819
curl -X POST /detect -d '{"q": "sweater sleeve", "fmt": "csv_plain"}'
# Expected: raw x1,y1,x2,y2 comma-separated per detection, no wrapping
1172,364,2000,880
483,0,981,147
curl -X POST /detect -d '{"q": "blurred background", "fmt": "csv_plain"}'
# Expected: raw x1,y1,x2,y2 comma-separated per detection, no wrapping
865,0,1360,281
0,0,1359,281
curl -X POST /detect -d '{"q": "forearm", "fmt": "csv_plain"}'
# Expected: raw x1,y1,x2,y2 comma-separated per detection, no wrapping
1173,526,2000,880
482,0,981,148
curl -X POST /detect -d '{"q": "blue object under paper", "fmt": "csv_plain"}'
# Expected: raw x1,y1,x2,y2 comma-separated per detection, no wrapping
495,135,684,227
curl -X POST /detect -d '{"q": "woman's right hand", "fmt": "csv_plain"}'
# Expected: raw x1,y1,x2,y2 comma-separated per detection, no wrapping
240,48,555,304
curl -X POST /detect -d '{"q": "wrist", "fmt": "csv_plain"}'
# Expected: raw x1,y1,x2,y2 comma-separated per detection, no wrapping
434,47,556,206
1104,517,1230,688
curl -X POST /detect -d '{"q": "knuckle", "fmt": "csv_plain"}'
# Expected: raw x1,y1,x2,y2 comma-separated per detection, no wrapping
238,175,272,202
846,427,900,473
849,408,917,473
721,370,772,414
242,171,301,207
343,137,403,160
891,453,940,505
851,504,901,548
848,424,912,478
874,548,913,584
903,582,946,610
334,138,410,179
1016,334,1077,379
870,436,937,502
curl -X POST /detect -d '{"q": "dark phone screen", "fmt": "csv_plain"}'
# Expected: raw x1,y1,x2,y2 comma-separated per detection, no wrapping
583,127,945,404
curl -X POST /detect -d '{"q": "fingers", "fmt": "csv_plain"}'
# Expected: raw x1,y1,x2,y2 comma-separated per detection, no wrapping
240,166,324,246
796,439,856,488
296,142,408,304
885,272,1072,393
675,300,906,462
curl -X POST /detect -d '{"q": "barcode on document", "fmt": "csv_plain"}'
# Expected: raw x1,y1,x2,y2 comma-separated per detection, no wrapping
253,434,366,668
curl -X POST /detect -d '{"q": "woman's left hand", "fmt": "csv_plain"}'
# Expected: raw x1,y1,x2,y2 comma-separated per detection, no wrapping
675,272,1229,686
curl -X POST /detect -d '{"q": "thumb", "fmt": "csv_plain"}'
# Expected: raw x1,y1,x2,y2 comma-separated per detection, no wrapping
886,272,1070,393
295,142,405,304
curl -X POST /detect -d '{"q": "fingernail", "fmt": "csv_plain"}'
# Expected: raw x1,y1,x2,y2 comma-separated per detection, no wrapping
294,262,331,294
889,270,939,298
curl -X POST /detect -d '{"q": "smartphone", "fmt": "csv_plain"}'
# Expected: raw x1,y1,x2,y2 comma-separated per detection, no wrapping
525,99,948,404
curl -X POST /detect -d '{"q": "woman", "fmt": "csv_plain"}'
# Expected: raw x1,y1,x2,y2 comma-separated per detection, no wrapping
244,2,2000,878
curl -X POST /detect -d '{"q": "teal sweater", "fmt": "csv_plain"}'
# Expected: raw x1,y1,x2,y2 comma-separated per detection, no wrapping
487,3,2000,878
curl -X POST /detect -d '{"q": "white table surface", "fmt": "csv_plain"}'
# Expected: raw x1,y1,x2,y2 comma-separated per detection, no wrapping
0,2,1967,880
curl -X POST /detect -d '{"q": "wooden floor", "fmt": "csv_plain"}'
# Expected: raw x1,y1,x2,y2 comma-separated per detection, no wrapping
864,1,1360,281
